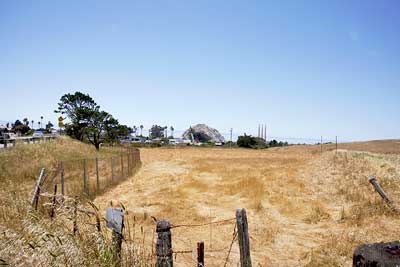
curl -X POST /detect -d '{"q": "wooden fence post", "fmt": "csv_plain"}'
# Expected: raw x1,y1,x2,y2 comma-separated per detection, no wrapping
106,208,124,267
121,154,124,178
156,220,173,267
83,159,87,195
50,184,57,218
368,176,398,211
60,161,65,201
236,208,252,267
4,138,7,148
73,198,78,235
95,157,100,193
31,168,46,210
111,157,115,181
197,241,205,267
127,153,131,176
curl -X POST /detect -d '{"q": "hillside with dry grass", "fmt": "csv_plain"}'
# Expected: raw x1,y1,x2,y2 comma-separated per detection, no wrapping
0,138,144,266
95,142,400,266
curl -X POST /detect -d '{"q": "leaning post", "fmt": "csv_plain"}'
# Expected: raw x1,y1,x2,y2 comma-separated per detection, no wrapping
31,168,46,210
236,208,252,267
156,220,173,267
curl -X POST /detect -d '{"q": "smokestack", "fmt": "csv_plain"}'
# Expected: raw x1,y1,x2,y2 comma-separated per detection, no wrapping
261,124,264,140
264,124,267,140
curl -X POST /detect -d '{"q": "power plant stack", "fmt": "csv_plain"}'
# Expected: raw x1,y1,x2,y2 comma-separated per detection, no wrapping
257,124,267,141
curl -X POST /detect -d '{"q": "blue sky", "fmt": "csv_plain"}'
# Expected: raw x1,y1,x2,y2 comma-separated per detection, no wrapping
0,1,399,142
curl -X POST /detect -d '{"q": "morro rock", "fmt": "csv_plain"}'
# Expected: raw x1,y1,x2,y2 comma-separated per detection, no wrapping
182,124,225,143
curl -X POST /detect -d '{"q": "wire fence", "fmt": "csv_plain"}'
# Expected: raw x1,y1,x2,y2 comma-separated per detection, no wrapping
36,148,141,201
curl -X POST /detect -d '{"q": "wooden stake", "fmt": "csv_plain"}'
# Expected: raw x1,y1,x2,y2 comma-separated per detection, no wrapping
60,161,65,202
31,168,46,210
121,154,124,178
111,157,115,181
73,198,78,235
95,157,99,193
236,208,252,267
50,184,57,218
197,241,205,267
83,159,87,195
156,220,173,267
368,176,398,211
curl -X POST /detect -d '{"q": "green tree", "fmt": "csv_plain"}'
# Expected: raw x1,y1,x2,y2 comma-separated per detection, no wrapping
55,92,99,141
237,134,257,148
83,111,117,150
170,126,174,138
149,125,164,139
23,118,29,126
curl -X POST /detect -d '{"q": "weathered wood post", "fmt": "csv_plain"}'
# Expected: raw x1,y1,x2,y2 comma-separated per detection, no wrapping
106,208,124,267
95,157,100,193
31,168,46,210
73,197,78,235
111,157,115,182
83,159,87,195
50,184,57,218
236,208,252,267
127,153,131,176
121,154,124,178
156,220,173,267
197,241,205,267
60,161,65,202
368,176,398,211
4,138,7,148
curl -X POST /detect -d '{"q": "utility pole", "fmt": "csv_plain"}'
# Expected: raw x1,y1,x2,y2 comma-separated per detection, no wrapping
320,136,323,154
335,136,338,153
230,128,233,149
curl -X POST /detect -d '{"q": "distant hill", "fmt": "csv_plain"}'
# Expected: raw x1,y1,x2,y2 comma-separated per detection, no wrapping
329,139,400,154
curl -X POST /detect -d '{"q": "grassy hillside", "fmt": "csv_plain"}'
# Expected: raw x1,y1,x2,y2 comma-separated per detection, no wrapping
0,136,124,195
0,137,147,266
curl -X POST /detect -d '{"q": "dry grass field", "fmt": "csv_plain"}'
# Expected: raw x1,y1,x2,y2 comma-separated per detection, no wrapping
1,139,400,266
95,143,400,266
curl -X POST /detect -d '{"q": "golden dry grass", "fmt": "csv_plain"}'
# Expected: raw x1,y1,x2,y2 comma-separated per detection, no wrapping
0,137,146,266
95,144,400,267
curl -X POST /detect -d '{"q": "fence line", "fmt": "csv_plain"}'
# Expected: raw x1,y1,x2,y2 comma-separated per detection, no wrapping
38,147,141,200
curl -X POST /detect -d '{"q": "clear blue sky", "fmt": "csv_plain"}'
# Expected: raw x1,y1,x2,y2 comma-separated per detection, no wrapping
1,1,399,142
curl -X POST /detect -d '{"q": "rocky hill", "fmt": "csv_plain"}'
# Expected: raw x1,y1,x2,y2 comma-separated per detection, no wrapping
182,124,225,143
